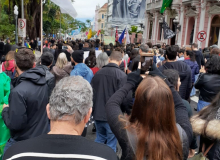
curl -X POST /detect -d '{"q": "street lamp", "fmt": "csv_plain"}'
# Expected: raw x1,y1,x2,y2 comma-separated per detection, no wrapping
173,16,181,32
14,5,19,44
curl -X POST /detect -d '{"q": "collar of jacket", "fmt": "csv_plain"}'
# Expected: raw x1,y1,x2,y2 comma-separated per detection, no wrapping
103,63,119,69
191,112,220,140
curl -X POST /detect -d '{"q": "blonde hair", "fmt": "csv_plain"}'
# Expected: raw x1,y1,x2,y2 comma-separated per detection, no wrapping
55,53,68,69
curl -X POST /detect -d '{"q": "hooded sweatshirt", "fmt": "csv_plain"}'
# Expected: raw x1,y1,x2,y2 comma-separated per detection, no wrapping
2,67,49,141
70,63,93,83
184,59,199,83
159,61,192,100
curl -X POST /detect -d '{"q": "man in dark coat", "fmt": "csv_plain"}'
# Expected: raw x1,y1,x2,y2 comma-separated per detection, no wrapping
0,38,5,63
159,46,192,101
91,51,133,152
2,48,49,153
4,39,11,55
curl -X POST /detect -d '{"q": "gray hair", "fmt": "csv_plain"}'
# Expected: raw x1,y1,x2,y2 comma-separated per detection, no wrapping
96,52,109,69
49,76,93,124
140,44,149,53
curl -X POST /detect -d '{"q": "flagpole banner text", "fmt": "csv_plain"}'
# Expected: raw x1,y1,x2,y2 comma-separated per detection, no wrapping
112,0,146,25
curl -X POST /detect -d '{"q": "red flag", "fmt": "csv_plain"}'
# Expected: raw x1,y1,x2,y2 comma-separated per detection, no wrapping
97,30,101,37
115,27,119,42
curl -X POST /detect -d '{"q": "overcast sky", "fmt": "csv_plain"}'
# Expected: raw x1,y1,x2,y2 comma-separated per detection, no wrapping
74,0,107,22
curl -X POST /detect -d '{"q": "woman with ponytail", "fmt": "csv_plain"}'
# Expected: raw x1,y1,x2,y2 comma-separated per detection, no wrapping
184,50,199,97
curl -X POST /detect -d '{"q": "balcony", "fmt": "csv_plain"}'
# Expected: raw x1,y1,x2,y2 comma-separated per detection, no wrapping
146,0,162,11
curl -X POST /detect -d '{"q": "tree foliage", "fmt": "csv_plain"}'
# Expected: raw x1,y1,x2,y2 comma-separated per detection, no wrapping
43,0,88,37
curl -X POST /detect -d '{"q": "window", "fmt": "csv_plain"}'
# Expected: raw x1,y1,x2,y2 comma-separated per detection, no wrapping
102,14,104,19
101,23,104,28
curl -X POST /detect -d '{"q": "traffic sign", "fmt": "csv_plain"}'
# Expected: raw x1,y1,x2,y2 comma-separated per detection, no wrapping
197,30,207,42
18,18,26,37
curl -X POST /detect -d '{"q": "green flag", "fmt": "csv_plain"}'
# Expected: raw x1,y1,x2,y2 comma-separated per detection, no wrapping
160,0,173,14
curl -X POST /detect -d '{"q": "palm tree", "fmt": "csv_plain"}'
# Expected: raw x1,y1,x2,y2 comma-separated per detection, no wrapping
86,19,91,27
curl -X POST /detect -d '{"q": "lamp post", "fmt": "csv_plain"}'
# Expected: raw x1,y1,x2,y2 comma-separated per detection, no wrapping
159,17,163,41
14,5,19,44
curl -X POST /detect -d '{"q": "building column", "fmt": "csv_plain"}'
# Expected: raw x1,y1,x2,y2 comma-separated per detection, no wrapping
177,5,185,46
152,12,158,44
184,17,189,46
143,12,149,43
193,16,198,43
164,10,169,44
205,14,212,47
197,0,207,44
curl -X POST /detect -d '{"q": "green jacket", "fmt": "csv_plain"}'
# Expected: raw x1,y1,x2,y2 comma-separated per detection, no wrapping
0,72,10,159
0,72,10,105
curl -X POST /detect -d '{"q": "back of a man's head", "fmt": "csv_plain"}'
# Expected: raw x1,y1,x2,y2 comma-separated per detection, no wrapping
109,51,123,62
192,43,198,49
41,52,54,66
84,42,89,48
211,48,220,55
49,76,93,125
15,48,35,71
166,46,178,60
139,44,149,53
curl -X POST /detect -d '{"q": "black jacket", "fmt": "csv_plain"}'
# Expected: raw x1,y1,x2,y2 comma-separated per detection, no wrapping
91,63,133,121
4,43,11,55
2,67,49,141
195,73,220,102
159,61,192,100
193,50,205,69
0,42,4,55
36,65,55,97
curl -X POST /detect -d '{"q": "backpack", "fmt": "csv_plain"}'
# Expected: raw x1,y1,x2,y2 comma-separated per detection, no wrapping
3,62,16,79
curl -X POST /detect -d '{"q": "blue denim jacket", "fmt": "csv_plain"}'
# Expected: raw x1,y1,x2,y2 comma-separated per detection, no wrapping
70,63,93,83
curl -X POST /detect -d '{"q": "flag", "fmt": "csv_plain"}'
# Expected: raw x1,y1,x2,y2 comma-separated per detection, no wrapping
115,27,119,42
126,28,130,44
160,0,173,14
97,30,101,37
119,28,126,44
87,29,92,39
162,20,176,39
71,28,81,36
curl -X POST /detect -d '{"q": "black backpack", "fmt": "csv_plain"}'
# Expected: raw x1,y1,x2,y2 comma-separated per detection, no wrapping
3,62,16,79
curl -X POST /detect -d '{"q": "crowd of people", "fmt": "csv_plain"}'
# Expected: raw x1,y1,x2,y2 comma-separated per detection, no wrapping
0,37,220,160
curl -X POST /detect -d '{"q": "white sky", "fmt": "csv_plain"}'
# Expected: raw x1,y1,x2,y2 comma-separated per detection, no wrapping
74,0,107,19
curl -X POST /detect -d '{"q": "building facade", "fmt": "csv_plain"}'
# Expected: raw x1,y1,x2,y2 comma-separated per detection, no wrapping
97,3,108,31
143,0,220,48
94,5,100,32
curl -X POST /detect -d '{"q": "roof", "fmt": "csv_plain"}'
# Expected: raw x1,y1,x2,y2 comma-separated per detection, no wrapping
101,3,108,9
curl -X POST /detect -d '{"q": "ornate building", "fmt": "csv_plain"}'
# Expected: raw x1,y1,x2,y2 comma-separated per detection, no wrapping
143,0,220,48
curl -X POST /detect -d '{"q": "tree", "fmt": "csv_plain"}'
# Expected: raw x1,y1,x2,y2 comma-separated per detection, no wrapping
86,19,91,27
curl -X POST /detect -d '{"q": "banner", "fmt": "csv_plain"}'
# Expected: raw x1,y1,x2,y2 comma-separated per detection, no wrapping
112,0,146,25
71,28,81,36
162,21,176,39
104,36,116,45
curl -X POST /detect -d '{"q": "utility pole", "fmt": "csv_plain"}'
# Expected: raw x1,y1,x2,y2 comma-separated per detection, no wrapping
21,0,24,46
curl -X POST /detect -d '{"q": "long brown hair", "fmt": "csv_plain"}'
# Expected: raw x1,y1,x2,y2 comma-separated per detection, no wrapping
5,51,15,69
128,76,182,160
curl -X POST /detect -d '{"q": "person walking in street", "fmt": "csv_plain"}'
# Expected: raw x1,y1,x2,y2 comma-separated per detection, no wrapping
4,40,11,56
51,53,73,84
90,52,109,75
0,72,10,159
2,48,49,153
159,46,192,101
106,63,193,160
2,51,16,79
191,92,220,160
195,55,220,111
36,52,55,97
184,50,199,97
91,51,133,152
3,76,118,160
70,50,93,83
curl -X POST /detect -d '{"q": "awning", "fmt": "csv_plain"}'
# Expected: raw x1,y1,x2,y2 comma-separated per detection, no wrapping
50,0,77,19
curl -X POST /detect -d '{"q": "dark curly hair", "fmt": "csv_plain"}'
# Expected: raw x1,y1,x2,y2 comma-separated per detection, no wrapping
205,55,220,75
186,50,196,62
